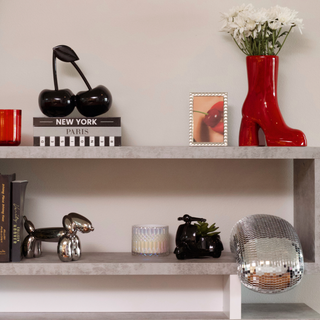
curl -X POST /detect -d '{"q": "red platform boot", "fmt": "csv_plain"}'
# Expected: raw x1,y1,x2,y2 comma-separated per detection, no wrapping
239,55,307,147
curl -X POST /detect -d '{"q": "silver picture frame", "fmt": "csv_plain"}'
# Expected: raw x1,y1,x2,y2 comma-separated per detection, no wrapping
189,92,228,146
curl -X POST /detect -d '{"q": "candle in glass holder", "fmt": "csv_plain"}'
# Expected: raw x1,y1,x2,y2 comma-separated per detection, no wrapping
132,224,169,256
0,109,21,146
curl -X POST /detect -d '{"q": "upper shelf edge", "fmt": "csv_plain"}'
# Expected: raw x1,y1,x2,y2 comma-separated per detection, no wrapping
0,146,319,160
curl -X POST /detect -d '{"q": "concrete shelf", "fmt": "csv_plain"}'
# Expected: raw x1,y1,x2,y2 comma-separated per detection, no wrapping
1,146,319,318
0,304,318,319
0,252,319,276
0,146,320,159
0,252,237,276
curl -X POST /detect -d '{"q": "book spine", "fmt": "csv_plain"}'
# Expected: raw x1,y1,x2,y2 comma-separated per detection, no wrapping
0,173,16,262
33,117,121,127
33,136,121,147
33,126,121,137
11,180,28,262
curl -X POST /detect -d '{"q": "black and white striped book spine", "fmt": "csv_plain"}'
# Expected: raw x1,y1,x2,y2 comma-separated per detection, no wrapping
34,136,121,147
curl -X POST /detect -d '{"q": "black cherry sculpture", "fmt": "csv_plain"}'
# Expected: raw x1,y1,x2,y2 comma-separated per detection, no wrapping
39,45,112,117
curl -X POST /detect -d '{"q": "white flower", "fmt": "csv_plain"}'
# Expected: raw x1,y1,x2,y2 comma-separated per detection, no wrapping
220,3,255,21
245,17,257,31
293,18,304,34
268,20,282,30
251,8,269,25
220,3,303,56
267,6,304,34
268,5,299,28
233,14,247,33
220,3,255,34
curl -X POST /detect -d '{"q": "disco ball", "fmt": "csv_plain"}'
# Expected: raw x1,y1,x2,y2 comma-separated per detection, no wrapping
230,214,304,294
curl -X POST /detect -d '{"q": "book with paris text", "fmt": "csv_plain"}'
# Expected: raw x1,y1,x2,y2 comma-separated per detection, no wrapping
11,180,28,262
33,117,121,147
0,173,16,262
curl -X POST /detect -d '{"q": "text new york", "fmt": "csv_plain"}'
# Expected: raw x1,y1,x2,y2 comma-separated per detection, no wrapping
56,119,97,126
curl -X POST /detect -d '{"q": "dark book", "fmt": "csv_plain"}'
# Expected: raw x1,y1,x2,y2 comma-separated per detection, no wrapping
11,180,28,262
33,117,121,127
0,173,16,262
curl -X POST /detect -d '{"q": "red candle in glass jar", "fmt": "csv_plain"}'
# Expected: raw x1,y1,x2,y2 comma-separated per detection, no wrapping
0,109,21,146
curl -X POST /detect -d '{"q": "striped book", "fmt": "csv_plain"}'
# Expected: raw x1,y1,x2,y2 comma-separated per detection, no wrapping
33,117,121,147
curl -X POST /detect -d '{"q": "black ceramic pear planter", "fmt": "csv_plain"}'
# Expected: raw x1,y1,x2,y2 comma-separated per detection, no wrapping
39,45,112,117
174,214,224,260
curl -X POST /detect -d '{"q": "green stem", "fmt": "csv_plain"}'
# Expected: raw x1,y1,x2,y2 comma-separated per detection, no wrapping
275,25,294,55
232,36,249,55
258,29,263,55
193,110,208,116
272,27,282,55
263,23,268,55
276,27,282,39
243,34,252,55
271,30,275,55
252,37,257,55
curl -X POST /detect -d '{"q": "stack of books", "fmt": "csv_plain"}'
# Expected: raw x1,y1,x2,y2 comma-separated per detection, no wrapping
0,174,28,263
33,117,121,147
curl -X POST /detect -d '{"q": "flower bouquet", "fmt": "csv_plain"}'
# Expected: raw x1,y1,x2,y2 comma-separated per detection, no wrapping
220,4,303,55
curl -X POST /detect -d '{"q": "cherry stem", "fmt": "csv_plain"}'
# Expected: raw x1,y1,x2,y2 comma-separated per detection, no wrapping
53,52,59,91
71,61,92,91
193,110,208,116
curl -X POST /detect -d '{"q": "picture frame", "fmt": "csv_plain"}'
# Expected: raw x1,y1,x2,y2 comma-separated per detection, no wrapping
189,92,228,146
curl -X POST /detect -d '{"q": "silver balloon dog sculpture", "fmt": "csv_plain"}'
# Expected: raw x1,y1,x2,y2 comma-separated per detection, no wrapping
22,212,94,262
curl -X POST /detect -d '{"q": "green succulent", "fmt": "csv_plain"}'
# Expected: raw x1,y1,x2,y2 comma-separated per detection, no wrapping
195,221,220,237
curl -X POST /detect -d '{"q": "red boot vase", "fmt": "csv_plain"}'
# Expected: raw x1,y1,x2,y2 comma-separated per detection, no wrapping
239,55,307,147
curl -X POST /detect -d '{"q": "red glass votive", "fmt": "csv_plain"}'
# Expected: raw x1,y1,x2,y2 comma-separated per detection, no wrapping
0,109,21,146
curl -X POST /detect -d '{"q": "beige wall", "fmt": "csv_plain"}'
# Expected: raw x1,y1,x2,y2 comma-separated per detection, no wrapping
0,0,319,313
1,0,318,147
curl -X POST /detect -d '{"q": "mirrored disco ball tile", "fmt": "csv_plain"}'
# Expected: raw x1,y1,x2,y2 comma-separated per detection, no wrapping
230,214,304,294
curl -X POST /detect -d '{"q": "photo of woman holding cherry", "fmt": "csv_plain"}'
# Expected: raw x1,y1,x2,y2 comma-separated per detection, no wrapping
192,96,225,143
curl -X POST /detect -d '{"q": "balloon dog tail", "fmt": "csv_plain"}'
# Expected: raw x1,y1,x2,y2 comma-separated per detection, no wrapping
23,216,36,235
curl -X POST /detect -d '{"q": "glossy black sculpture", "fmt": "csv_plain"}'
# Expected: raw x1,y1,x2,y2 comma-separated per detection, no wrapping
174,214,223,260
39,45,112,117
22,212,94,262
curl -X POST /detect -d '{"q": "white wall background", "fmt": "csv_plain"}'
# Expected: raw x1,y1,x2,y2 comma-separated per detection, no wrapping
0,0,320,314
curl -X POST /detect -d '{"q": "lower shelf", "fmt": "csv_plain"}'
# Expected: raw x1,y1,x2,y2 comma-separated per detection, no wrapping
0,312,227,320
0,252,237,275
1,252,318,276
242,303,320,319
0,304,318,320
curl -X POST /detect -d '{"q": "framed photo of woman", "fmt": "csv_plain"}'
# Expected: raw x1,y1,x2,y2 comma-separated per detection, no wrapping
189,92,228,146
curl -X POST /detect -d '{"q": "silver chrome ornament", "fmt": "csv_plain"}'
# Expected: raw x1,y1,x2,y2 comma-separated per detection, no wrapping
58,234,81,262
22,212,94,262
230,214,304,294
